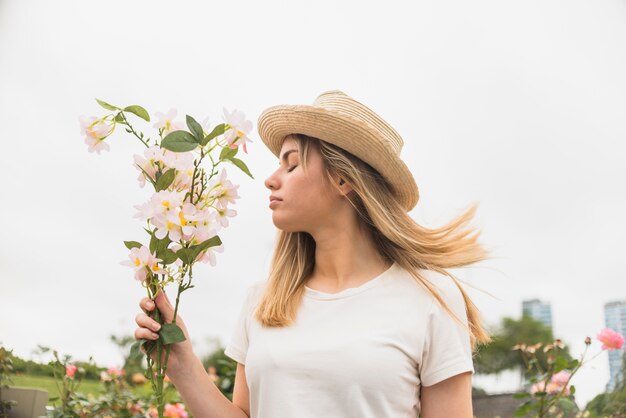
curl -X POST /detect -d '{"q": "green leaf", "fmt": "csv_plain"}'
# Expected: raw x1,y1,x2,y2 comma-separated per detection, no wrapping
158,248,178,265
512,391,530,399
129,340,144,362
162,130,199,152
95,98,119,111
514,400,532,416
186,115,204,142
186,236,222,263
124,240,143,250
569,384,576,395
150,233,171,254
228,157,254,179
568,359,580,369
155,168,176,191
554,356,568,372
159,323,186,345
557,397,576,411
143,339,156,355
202,123,226,146
124,105,150,122
176,248,192,265
219,146,238,161
114,113,125,123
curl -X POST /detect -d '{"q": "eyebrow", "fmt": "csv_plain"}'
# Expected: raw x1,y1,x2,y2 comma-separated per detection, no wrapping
279,149,298,165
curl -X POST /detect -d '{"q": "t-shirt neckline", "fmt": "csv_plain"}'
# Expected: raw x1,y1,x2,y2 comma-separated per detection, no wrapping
304,262,397,300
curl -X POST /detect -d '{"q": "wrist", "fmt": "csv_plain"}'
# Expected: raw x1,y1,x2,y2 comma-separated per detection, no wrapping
167,349,204,381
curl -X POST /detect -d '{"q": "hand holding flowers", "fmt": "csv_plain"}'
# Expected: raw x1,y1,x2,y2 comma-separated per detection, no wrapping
80,98,254,418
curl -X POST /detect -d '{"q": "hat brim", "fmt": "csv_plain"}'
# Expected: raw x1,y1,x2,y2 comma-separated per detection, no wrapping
257,104,419,211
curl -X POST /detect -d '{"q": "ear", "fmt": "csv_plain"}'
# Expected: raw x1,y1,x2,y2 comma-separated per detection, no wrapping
336,177,353,196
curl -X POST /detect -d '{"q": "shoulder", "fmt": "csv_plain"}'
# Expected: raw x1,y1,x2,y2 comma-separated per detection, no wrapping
422,270,465,303
394,266,467,316
244,279,267,306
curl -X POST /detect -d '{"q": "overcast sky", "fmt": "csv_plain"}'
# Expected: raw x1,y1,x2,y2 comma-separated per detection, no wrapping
1,0,625,408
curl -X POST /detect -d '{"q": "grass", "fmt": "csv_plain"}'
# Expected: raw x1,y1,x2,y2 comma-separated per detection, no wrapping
9,374,159,406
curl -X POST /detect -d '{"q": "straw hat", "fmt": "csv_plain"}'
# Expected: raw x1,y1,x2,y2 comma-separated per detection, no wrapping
257,90,419,211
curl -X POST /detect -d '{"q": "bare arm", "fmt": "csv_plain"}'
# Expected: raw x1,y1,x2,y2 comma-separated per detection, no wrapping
135,292,250,418
165,354,249,418
420,371,473,418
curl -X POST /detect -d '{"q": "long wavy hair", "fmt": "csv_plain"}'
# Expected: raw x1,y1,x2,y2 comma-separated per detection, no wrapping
255,133,491,349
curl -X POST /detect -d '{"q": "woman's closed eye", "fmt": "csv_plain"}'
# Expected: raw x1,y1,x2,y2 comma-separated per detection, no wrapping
287,165,298,173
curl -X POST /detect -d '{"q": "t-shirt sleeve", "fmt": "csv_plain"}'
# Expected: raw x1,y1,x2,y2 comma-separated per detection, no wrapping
224,284,258,365
419,276,475,387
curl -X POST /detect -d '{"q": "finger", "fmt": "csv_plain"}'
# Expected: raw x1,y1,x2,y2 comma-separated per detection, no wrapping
134,327,159,341
135,313,162,332
154,288,175,323
139,297,155,314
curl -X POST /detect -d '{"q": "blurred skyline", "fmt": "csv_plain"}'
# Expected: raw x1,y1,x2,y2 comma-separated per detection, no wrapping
1,0,625,407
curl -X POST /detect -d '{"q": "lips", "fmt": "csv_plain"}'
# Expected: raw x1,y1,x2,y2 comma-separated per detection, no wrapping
269,196,283,202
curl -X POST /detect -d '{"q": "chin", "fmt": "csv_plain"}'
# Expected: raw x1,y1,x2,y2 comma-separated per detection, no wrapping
272,213,307,233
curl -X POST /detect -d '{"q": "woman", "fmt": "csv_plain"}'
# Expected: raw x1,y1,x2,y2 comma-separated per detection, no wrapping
135,90,491,418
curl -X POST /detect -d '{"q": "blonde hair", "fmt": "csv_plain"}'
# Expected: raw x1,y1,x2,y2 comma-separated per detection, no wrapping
255,133,491,349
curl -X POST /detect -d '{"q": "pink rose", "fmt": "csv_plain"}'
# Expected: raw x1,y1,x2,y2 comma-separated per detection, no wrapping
164,403,188,418
65,364,77,378
107,367,124,377
597,328,625,350
551,370,571,386
529,371,571,396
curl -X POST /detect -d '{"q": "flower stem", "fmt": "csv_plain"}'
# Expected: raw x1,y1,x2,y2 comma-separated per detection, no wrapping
118,112,150,148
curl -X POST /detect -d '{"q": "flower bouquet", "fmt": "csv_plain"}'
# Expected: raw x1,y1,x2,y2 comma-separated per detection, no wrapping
79,99,254,417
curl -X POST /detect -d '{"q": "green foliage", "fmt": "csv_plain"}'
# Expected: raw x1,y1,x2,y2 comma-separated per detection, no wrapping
124,240,142,250
159,323,186,345
124,105,150,122
186,115,204,142
9,351,101,380
201,344,237,401
585,351,626,417
585,387,626,417
155,168,176,191
161,130,199,152
512,338,586,417
0,346,17,417
218,144,253,178
176,236,222,265
471,386,487,396
227,157,254,179
110,334,145,382
95,98,119,111
474,316,564,375
203,123,226,146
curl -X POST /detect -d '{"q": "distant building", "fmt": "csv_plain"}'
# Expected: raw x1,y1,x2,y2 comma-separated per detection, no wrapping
522,299,553,330
604,300,626,391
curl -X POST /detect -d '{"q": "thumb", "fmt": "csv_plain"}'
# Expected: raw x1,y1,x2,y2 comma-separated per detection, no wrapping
153,288,175,323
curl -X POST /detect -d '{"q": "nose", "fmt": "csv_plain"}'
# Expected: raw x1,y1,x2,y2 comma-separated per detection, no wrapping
264,168,280,190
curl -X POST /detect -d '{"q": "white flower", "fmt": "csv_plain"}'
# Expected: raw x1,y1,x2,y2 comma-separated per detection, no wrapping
153,108,184,134
188,209,219,239
215,207,236,228
208,168,240,209
152,210,183,242
79,115,114,154
120,246,165,282
197,242,224,266
151,190,186,215
222,107,253,153
133,145,165,187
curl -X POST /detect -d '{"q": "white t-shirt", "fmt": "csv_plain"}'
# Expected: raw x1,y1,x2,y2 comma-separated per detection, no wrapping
224,261,474,418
